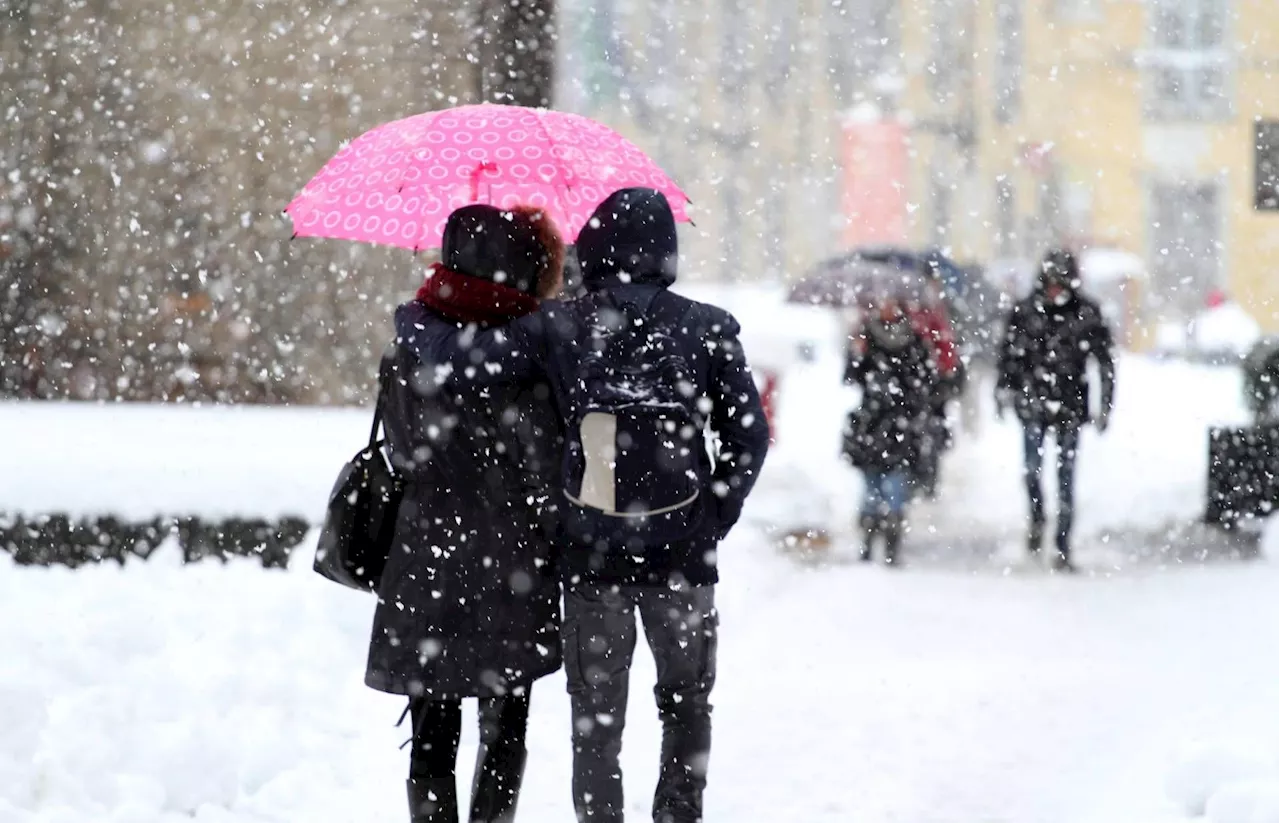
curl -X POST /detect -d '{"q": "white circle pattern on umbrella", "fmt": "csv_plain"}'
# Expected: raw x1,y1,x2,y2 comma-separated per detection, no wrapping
285,104,689,250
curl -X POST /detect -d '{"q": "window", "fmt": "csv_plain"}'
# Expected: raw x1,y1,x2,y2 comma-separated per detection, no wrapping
1152,0,1224,48
829,0,899,104
1036,169,1064,248
993,1,1022,124
1143,0,1232,121
1257,119,1279,211
1149,180,1221,320
928,0,960,104
1049,0,1100,20
995,177,1016,258
931,163,952,245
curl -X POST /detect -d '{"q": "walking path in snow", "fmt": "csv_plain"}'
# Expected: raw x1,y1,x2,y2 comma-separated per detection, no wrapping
2,528,1275,822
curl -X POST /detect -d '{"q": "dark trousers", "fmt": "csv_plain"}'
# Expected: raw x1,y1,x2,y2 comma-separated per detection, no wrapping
408,693,531,822
1022,421,1080,555
564,583,718,823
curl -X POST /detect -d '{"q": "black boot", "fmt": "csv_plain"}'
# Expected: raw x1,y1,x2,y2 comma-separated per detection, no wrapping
858,514,878,562
1051,535,1076,573
409,778,459,823
469,695,530,823
469,736,527,823
1027,519,1045,556
882,515,903,567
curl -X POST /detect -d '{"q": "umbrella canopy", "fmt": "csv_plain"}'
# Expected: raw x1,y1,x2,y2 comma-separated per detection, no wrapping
786,257,916,308
852,246,964,291
285,104,690,250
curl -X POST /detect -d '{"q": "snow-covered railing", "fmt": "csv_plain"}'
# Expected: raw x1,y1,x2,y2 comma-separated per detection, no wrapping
0,401,372,567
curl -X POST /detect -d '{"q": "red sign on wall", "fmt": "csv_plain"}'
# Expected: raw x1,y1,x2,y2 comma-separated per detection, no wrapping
841,119,909,247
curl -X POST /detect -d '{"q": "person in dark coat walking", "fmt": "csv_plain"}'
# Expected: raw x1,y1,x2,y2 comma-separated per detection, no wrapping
396,188,771,823
996,248,1116,571
368,204,566,822
843,292,938,565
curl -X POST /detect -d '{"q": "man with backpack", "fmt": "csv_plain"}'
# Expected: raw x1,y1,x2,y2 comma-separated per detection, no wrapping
395,187,770,823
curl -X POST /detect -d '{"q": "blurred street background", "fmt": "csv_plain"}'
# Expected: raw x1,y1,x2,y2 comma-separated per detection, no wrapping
2,0,1275,404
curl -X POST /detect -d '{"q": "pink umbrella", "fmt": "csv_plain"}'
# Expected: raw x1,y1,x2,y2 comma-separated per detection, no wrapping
285,104,691,250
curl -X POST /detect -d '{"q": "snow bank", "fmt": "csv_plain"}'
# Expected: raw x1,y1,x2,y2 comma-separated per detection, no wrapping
1153,302,1265,361
0,546,397,822
0,402,371,519
1194,303,1264,358
1081,247,1146,284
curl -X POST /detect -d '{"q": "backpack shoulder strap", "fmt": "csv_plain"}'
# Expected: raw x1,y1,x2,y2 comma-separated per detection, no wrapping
653,292,701,347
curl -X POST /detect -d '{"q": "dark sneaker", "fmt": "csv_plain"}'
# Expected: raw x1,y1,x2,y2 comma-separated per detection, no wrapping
1027,522,1045,555
882,516,903,567
1050,553,1077,573
858,515,878,562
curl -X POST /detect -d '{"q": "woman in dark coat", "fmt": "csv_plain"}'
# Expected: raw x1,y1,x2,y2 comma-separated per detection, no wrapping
366,204,565,822
843,292,938,565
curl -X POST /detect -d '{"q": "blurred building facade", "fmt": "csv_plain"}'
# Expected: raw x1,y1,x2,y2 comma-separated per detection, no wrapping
555,0,897,283
896,0,1278,334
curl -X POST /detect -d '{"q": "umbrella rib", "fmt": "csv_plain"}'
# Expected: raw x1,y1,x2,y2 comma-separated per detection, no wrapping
528,108,578,232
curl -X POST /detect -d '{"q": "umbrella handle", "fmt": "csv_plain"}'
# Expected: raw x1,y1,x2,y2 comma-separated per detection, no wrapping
469,161,498,203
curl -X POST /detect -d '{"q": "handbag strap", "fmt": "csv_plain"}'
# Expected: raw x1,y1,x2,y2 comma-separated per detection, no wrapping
368,343,398,450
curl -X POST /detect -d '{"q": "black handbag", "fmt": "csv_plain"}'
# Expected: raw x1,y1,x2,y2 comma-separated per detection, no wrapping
314,353,404,592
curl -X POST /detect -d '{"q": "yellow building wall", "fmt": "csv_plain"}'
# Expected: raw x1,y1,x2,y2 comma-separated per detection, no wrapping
1227,0,1280,328
900,0,1278,333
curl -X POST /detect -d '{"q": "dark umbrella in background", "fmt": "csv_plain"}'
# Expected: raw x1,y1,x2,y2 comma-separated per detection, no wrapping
854,246,969,295
786,257,921,309
839,246,1005,365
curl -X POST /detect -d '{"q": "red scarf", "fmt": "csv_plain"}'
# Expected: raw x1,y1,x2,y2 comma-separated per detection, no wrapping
415,262,539,326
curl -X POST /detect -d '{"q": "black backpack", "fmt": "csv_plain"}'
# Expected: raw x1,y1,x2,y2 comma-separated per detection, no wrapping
561,290,709,551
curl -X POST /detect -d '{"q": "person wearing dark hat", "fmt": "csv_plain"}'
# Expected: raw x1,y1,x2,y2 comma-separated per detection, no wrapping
396,188,770,823
995,248,1116,572
367,203,565,822
843,290,939,565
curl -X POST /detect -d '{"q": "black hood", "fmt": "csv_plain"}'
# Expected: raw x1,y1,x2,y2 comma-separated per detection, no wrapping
575,188,678,289
1035,248,1082,295
442,204,547,295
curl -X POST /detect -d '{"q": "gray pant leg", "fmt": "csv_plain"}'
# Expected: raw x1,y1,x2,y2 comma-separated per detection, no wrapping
564,584,638,823
637,585,718,823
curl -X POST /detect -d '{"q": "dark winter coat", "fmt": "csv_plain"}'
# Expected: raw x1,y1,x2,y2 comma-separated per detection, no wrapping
396,188,770,588
365,206,564,700
996,286,1116,427
842,318,938,474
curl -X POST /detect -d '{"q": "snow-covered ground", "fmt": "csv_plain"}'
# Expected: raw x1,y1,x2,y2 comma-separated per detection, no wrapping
2,341,1277,821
